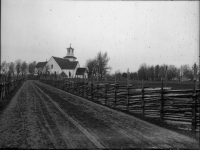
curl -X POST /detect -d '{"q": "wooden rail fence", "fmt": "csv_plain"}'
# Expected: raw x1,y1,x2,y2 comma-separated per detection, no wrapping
39,78,200,133
0,76,26,103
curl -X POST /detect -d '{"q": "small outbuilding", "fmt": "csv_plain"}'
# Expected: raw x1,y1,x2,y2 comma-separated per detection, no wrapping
35,62,47,75
75,68,88,78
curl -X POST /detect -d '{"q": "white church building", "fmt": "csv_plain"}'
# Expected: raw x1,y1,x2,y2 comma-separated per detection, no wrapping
35,45,87,78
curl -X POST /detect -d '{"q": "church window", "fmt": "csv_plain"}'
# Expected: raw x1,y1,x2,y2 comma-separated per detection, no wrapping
51,65,53,68
69,71,71,77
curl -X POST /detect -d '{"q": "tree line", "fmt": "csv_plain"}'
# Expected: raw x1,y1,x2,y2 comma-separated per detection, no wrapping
85,51,198,82
114,63,199,81
1,53,198,82
1,60,37,77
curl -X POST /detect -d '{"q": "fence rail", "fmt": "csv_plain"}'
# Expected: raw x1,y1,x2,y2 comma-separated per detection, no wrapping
39,78,200,133
0,76,26,102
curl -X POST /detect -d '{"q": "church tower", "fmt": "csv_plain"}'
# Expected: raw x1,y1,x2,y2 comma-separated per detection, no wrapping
63,44,77,61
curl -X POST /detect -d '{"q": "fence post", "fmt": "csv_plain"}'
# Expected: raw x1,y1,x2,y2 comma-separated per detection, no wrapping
75,81,77,94
114,84,117,107
82,82,84,97
3,80,5,99
67,81,69,91
79,82,81,95
66,81,69,92
11,80,13,92
8,81,11,93
71,81,73,93
5,80,7,94
63,79,65,91
91,83,93,101
141,86,145,116
85,81,89,98
160,79,164,122
73,81,75,93
192,80,197,133
80,82,82,95
69,81,71,92
105,84,107,105
97,84,99,102
126,85,129,110
53,79,56,88
0,83,2,101
13,78,15,88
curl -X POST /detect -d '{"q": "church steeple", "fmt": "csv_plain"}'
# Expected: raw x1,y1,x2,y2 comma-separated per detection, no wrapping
63,44,77,61
66,44,74,57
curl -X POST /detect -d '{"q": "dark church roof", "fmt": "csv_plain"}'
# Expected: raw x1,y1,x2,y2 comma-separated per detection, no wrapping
76,68,87,75
53,56,78,69
35,62,47,69
60,71,68,77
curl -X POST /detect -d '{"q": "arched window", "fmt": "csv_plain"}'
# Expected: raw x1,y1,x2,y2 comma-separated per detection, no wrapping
69,71,71,77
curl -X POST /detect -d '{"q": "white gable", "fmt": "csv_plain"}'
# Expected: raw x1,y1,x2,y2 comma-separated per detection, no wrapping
46,57,62,74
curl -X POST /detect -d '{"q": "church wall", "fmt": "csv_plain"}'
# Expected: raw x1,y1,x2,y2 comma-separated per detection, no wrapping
46,57,62,74
62,69,75,78
62,62,80,78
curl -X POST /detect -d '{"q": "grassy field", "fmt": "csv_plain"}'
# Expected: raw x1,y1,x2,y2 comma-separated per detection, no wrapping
92,79,199,90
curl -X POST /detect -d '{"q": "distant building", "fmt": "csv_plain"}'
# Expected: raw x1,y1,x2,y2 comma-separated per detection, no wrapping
36,45,87,78
75,68,88,78
171,77,179,81
181,76,191,81
35,61,47,75
46,56,80,78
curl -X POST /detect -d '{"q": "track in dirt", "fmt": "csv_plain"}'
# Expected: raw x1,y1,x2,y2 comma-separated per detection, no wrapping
0,80,199,149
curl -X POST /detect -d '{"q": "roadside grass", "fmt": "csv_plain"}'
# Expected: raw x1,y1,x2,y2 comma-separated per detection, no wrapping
0,81,25,115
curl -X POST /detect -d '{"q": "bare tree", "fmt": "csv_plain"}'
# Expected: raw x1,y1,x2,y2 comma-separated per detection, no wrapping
147,65,155,80
1,61,9,75
28,61,37,74
28,63,34,74
138,63,148,80
33,61,37,73
130,72,138,80
9,62,15,77
85,51,111,80
15,59,21,76
21,61,28,76
154,65,160,80
158,64,167,80
180,64,193,81
95,51,111,79
85,59,97,78
122,72,127,79
167,65,178,80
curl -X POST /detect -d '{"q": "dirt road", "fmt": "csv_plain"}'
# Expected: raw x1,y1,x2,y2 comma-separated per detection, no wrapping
0,80,199,149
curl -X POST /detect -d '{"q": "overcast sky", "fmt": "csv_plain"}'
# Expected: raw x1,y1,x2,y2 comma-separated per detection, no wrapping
2,0,199,73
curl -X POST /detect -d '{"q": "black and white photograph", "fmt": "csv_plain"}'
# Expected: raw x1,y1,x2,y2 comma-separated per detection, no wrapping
0,0,199,149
